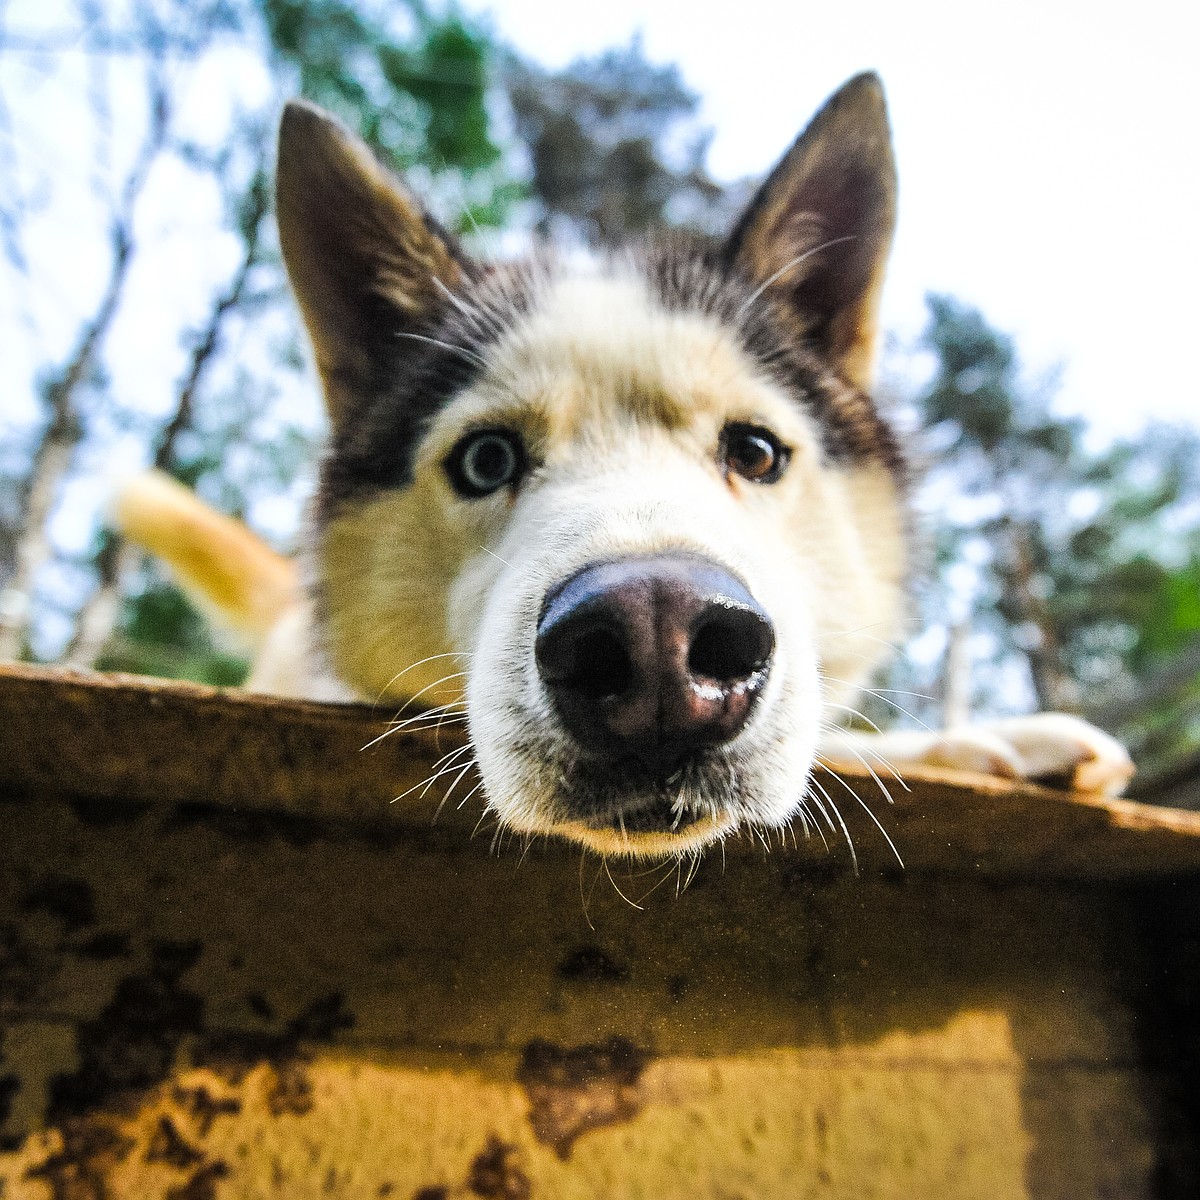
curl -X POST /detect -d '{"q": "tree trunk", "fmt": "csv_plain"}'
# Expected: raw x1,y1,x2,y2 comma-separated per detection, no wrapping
1002,519,1078,713
0,227,133,660
0,81,167,662
941,619,973,728
62,167,269,668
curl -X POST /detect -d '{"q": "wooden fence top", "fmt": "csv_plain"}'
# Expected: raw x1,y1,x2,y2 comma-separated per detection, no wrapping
3,662,1199,882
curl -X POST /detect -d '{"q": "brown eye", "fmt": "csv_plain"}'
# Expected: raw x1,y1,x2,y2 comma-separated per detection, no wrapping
721,423,790,484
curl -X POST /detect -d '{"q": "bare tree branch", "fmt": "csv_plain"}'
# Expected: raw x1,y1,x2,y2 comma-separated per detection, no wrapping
154,169,270,472
62,162,272,668
0,65,169,661
997,517,1079,713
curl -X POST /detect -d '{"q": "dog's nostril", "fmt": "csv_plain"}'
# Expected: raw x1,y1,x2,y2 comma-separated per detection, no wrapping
537,556,775,771
536,616,636,699
688,609,774,683
563,627,634,698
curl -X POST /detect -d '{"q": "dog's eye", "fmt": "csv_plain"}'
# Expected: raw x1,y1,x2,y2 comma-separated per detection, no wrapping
446,429,525,497
721,423,790,484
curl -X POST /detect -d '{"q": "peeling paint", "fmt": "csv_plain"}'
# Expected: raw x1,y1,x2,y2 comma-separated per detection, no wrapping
165,1159,229,1200
466,1136,531,1199
20,876,96,934
518,1038,648,1159
0,1029,20,1154
408,1135,531,1200
555,946,628,984
0,921,56,1009
195,993,355,1117
25,1116,137,1200
144,1115,205,1170
48,940,205,1123
169,1085,240,1136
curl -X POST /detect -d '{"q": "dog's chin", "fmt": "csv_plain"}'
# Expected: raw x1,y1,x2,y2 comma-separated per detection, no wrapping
550,812,736,859
490,749,767,859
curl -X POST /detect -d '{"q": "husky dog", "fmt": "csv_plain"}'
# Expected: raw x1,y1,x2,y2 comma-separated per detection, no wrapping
117,73,1133,858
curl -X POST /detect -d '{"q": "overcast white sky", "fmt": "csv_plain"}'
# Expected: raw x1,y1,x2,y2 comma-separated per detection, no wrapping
0,0,1194,664
3,0,1196,445
463,0,1200,432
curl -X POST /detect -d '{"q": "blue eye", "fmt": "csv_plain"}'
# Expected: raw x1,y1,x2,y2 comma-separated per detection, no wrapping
446,430,525,497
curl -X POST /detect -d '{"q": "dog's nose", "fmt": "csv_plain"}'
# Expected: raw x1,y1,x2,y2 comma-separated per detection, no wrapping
535,555,774,770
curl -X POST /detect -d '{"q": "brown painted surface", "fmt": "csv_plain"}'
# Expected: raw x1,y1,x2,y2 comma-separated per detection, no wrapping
1,666,1198,1197
4,664,1200,880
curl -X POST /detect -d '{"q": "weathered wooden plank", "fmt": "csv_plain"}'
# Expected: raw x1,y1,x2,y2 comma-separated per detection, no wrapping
2,665,1197,1195
0,788,1176,1199
2,663,1200,880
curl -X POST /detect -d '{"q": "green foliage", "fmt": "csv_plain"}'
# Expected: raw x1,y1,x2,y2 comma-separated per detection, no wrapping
505,38,726,242
382,18,497,172
921,295,1021,451
260,0,502,180
97,579,250,687
887,294,1200,776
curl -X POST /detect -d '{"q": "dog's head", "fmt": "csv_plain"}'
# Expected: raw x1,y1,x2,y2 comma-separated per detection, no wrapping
276,73,909,857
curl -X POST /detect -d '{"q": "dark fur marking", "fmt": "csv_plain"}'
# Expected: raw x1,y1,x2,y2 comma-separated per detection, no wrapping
316,263,539,523
643,238,906,477
315,235,906,537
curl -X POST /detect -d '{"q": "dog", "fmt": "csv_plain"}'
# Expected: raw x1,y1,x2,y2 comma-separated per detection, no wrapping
116,73,1134,859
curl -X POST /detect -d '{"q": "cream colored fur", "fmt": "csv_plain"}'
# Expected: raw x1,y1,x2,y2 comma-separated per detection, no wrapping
315,265,1129,854
116,80,1134,862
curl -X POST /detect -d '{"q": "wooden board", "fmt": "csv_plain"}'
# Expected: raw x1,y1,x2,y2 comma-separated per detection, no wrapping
4,664,1200,881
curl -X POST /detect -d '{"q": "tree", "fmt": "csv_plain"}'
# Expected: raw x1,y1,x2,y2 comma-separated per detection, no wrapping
0,0,512,676
882,295,1200,777
504,37,729,243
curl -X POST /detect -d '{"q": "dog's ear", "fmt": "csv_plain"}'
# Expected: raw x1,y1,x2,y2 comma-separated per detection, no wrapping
276,100,470,428
723,72,897,391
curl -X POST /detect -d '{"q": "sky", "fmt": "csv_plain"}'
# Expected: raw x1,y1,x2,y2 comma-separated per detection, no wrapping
4,0,1196,441
0,0,1194,668
461,0,1200,433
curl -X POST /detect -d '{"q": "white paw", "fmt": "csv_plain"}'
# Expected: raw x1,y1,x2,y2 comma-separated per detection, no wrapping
819,713,1135,795
971,713,1135,795
909,728,1026,779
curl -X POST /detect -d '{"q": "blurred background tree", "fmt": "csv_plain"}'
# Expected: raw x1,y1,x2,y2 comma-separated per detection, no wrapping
874,296,1200,780
1,0,508,680
503,36,730,243
1,1,1197,788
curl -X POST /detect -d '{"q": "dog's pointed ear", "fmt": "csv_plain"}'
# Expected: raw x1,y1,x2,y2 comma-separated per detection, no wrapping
723,72,897,391
276,100,470,428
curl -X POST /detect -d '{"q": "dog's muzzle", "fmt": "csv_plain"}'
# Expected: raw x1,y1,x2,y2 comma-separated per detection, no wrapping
535,554,774,777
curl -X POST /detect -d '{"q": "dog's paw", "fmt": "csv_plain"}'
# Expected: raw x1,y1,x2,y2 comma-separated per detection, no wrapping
819,713,1135,795
970,713,1135,795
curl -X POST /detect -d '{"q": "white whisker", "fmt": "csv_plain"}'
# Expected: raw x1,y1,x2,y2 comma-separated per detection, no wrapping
736,237,856,318
808,773,857,873
824,682,939,735
820,712,911,791
603,857,645,910
376,652,471,702
824,767,904,870
390,746,473,805
393,330,489,369
481,545,514,570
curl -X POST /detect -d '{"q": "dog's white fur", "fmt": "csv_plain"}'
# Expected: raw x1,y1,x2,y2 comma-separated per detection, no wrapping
117,77,1135,861
436,266,902,854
